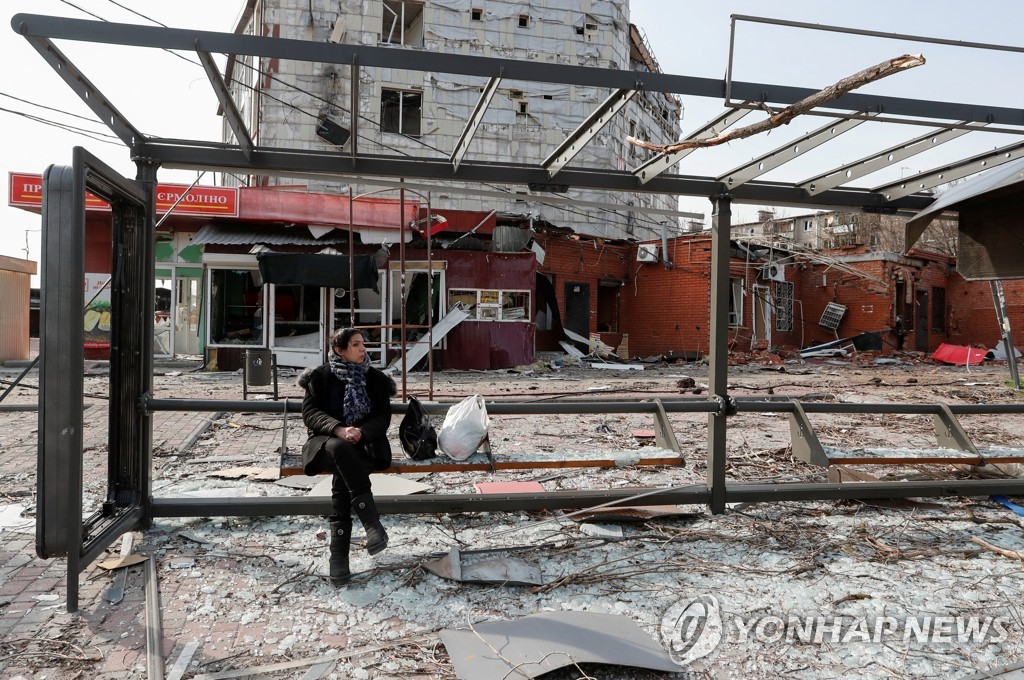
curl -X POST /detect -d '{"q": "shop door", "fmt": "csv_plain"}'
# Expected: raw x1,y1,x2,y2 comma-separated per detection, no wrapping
564,282,590,338
752,285,771,346
174,269,202,355
270,283,325,368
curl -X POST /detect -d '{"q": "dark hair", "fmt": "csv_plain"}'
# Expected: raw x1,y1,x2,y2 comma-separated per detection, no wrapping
330,327,363,351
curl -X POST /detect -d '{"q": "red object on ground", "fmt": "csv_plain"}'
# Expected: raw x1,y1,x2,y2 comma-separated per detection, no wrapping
932,343,987,366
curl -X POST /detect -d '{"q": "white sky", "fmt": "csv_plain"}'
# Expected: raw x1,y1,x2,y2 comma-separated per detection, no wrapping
3,1,1023,275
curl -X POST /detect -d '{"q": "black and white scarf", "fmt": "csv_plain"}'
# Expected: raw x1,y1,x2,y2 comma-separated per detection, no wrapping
328,353,372,425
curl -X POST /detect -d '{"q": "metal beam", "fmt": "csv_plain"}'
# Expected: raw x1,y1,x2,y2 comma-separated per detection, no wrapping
21,36,145,148
450,76,500,171
310,175,705,220
136,142,937,210
733,14,1024,56
147,477,1024,517
634,107,751,184
543,88,636,177
718,115,870,188
798,123,983,195
707,194,731,515
196,47,253,161
872,139,1024,200
12,13,1024,127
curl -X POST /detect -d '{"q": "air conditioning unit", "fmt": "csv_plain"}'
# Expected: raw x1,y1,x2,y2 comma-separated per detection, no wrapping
761,263,786,282
636,244,660,263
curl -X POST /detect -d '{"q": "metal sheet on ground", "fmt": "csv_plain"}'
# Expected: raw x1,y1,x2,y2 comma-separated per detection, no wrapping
440,610,681,679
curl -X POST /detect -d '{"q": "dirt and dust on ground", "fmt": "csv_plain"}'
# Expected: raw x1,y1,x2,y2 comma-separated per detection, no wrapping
1,352,1024,679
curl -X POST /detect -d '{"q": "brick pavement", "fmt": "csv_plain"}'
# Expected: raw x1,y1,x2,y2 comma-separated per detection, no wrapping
0,362,241,679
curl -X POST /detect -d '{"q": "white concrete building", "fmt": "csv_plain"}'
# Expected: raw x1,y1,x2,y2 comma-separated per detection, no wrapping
223,0,683,241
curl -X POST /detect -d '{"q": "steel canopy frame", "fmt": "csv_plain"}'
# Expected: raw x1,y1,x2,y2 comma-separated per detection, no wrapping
18,12,1024,610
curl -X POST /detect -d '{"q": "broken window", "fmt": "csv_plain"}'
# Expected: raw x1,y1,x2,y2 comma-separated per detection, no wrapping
728,277,744,327
515,100,530,124
518,14,530,28
449,289,530,321
381,0,424,47
775,281,794,332
931,287,946,332
207,268,264,347
381,88,422,136
576,14,598,39
471,7,482,21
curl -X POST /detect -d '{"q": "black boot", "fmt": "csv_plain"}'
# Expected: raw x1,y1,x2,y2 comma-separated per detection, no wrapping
351,493,389,555
328,518,352,586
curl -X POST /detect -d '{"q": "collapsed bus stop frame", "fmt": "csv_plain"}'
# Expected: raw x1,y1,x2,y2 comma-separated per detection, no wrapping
15,13,1024,610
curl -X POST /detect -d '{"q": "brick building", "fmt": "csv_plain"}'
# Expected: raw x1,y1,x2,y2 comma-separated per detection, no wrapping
533,225,1024,361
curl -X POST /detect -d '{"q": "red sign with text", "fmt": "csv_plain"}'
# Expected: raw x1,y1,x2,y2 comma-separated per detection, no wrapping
8,172,239,217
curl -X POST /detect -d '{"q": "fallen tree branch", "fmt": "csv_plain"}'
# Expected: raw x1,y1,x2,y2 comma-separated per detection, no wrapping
628,53,925,154
971,536,1024,560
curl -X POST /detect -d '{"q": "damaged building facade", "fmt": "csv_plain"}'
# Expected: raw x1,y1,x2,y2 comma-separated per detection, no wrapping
222,0,682,241
531,222,1024,361
173,0,687,370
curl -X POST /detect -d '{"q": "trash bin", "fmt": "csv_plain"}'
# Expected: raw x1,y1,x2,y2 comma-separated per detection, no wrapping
245,348,273,385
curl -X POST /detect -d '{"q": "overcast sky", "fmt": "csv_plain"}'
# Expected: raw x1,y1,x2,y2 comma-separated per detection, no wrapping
3,1,1023,274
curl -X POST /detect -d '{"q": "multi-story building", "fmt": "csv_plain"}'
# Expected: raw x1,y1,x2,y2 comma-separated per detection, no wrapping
222,0,683,241
733,209,959,256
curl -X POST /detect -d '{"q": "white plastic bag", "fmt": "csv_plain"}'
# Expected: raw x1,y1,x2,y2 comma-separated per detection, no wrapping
438,395,489,461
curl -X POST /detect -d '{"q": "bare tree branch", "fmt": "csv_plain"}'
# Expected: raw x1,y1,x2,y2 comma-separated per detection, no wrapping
629,54,926,154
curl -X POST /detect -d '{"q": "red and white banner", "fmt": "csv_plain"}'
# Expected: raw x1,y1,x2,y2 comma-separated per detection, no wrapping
8,172,239,217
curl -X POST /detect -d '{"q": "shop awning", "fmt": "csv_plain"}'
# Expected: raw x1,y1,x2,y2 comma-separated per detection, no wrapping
191,222,347,246
257,253,379,292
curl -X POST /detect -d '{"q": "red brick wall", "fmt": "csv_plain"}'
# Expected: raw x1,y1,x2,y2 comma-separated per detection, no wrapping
615,235,765,358
793,256,956,353
947,274,1024,349
620,236,713,357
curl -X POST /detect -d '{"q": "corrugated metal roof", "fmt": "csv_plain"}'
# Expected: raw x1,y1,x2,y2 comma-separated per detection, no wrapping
190,222,347,246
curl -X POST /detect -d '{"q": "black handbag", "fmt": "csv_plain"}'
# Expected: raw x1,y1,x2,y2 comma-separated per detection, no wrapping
398,396,438,461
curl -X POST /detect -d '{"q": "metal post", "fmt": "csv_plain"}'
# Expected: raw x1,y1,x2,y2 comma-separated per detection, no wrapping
399,185,407,400
707,194,732,514
991,280,1021,390
348,185,355,336
426,192,434,400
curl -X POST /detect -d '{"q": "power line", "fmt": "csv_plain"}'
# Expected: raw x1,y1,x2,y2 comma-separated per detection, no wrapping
0,106,122,145
102,0,168,27
0,91,112,127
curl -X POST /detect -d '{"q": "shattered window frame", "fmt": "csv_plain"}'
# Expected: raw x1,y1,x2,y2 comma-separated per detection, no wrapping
775,280,794,332
448,288,531,321
728,277,744,327
206,268,266,348
380,0,425,47
380,88,422,136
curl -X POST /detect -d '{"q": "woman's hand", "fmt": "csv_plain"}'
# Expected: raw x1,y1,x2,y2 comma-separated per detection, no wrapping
332,425,363,444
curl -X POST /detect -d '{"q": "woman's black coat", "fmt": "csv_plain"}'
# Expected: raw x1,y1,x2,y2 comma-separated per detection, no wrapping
298,364,393,475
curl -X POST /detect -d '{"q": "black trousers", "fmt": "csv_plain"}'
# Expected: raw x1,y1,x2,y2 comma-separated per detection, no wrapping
311,437,375,521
